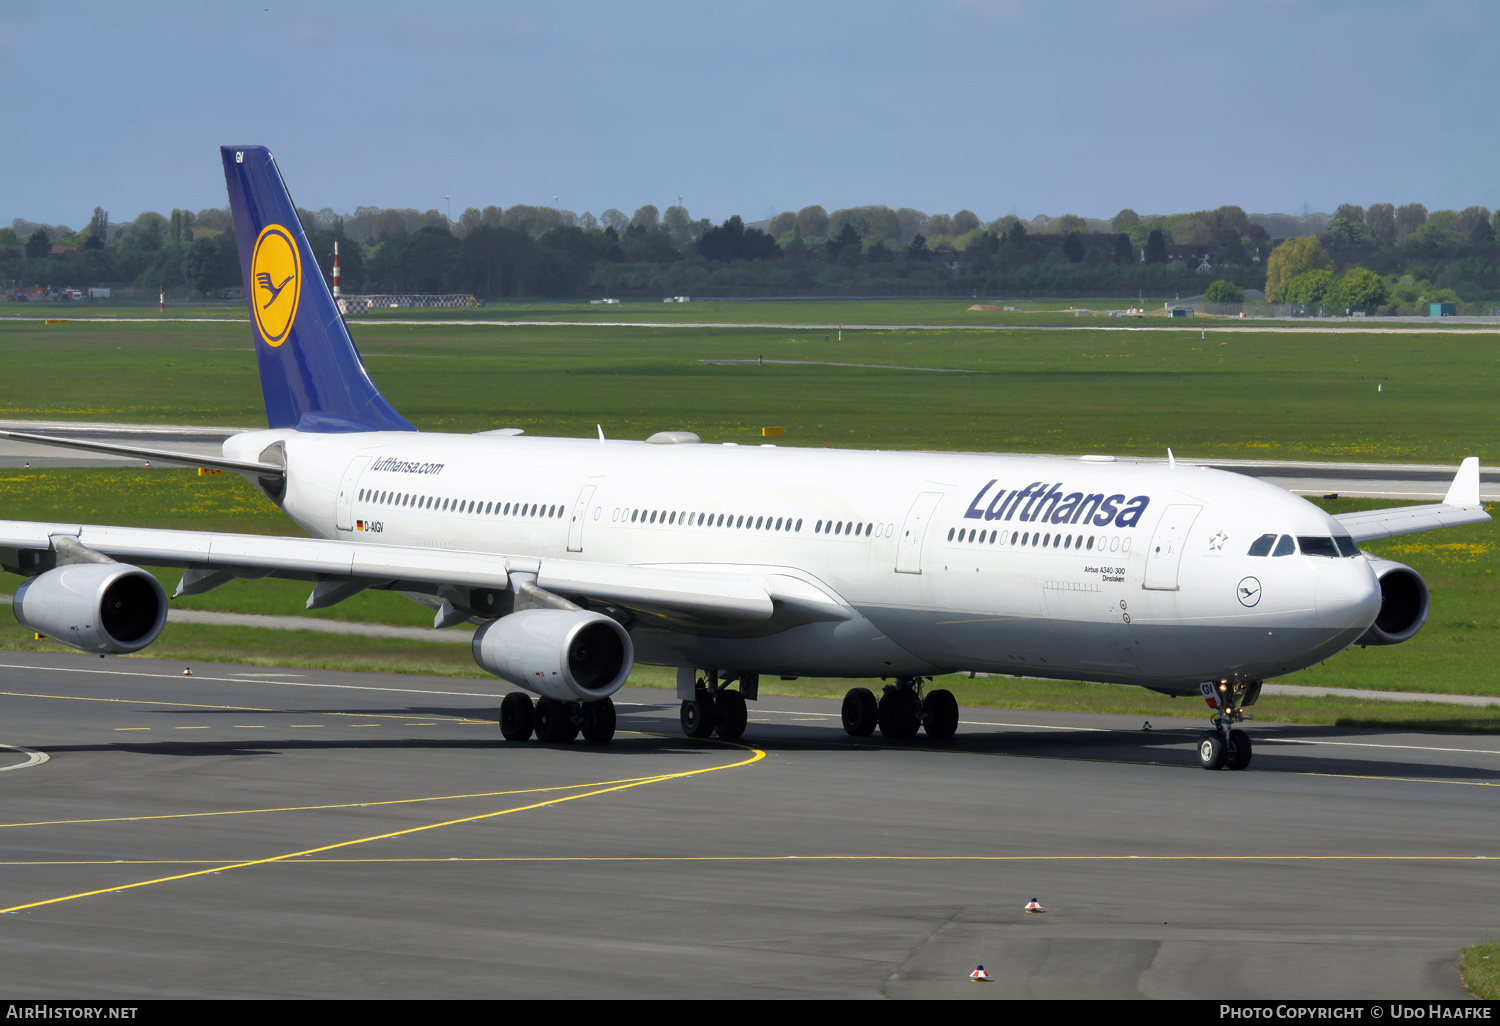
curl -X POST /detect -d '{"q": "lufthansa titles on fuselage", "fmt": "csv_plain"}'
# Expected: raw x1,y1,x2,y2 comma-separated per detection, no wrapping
370,457,445,475
963,480,1151,528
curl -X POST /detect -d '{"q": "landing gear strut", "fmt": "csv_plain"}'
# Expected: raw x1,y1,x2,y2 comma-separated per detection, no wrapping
843,677,958,741
498,692,616,744
679,670,754,741
1197,679,1260,770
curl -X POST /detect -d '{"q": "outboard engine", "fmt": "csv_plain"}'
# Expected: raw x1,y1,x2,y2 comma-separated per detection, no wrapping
1354,559,1430,646
13,563,168,654
472,609,632,702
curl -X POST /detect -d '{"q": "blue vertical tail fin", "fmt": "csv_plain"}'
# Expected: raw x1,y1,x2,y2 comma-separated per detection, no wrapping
220,145,415,433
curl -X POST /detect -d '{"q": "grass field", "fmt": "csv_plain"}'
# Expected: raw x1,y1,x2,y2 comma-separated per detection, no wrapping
0,311,1495,729
0,318,1496,462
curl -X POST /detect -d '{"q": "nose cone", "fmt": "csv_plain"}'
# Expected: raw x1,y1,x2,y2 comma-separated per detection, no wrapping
1315,563,1382,629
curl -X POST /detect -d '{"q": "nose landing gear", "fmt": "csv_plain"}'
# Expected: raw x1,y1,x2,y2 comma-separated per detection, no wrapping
1197,679,1260,770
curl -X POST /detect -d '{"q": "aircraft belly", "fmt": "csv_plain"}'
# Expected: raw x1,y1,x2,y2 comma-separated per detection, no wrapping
631,617,941,678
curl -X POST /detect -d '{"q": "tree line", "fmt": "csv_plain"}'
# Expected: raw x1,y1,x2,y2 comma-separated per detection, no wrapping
5,198,1499,309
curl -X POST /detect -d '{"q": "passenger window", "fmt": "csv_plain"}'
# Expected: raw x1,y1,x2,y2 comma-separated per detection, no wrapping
1247,533,1276,557
1272,534,1295,557
796,519,802,531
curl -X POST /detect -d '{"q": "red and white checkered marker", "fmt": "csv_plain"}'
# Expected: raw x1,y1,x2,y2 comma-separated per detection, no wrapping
970,965,991,981
182,667,192,676
1024,898,1045,913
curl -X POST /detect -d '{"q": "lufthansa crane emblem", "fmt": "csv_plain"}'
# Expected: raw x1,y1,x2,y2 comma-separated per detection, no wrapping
1236,576,1262,607
250,224,301,346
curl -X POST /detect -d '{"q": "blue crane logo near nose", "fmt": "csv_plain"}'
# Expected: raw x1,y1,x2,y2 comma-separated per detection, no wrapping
1237,576,1262,607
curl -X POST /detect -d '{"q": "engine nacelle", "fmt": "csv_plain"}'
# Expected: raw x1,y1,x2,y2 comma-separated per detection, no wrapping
1354,559,1430,646
14,563,168,654
472,608,632,703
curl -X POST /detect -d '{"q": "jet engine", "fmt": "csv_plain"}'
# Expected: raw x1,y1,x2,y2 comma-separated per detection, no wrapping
13,563,168,654
1354,559,1430,646
472,608,632,702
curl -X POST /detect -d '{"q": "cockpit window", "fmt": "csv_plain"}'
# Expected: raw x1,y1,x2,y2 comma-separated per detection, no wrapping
1335,535,1360,558
1272,534,1296,557
1298,536,1340,558
1247,533,1277,557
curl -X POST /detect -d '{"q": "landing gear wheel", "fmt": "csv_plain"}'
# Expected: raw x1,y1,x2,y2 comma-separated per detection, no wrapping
922,689,959,740
580,697,616,744
1198,731,1227,770
841,688,877,737
714,690,747,740
878,690,921,739
499,692,535,741
535,698,578,743
680,693,716,738
1225,728,1252,771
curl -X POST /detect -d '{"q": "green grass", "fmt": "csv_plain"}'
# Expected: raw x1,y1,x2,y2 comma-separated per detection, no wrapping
1462,940,1500,999
1,318,1496,462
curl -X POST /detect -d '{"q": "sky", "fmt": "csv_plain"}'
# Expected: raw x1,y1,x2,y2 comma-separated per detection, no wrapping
5,0,1498,230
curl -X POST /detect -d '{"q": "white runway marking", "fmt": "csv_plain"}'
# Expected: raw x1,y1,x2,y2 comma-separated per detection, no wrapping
0,744,49,772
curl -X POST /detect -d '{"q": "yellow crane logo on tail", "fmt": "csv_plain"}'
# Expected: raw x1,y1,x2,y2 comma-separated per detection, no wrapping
250,224,301,346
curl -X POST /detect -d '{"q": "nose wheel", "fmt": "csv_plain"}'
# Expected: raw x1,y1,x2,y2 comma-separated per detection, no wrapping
1197,679,1259,770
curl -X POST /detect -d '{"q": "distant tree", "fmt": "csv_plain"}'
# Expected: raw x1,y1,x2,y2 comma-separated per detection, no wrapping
600,209,628,232
897,208,928,246
795,205,829,239
130,212,166,251
1328,267,1390,313
1365,203,1396,247
768,211,796,237
1143,228,1166,264
1205,279,1244,303
196,208,233,234
1265,236,1333,301
85,206,108,250
1055,214,1086,234
25,228,50,258
662,205,693,250
631,205,659,230
1218,234,1248,266
865,239,892,263
1469,217,1496,245
696,215,780,262
1283,268,1336,305
1324,218,1370,245
577,212,598,231
1212,205,1251,242
1111,208,1140,234
1061,231,1085,263
1395,203,1428,240
925,213,952,238
825,221,862,263
1457,206,1493,241
907,233,929,259
829,210,869,241
951,210,980,235
456,207,482,238
1333,203,1365,226
1113,233,1134,264
181,234,239,294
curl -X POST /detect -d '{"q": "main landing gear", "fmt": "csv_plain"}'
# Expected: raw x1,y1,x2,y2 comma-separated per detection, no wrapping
1196,679,1261,770
680,671,753,741
841,677,959,741
499,692,616,744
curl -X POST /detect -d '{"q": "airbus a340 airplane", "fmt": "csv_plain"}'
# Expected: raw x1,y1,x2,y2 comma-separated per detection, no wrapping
0,147,1489,770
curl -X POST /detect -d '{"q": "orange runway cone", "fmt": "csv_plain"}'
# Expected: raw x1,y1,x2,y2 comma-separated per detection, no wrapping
1024,898,1045,913
970,965,991,981
182,667,192,676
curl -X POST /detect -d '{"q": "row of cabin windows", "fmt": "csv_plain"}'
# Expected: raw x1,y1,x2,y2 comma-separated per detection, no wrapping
613,508,803,532
948,525,1133,554
359,488,566,520
610,509,894,539
1247,533,1360,558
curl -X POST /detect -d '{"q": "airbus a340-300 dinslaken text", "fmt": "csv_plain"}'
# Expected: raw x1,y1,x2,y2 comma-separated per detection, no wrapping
1,147,1488,770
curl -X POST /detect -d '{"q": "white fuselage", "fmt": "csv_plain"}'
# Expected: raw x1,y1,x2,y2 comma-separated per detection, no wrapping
225,429,1383,693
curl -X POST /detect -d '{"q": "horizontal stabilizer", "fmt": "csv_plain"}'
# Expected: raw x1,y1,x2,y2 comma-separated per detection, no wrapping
0,430,285,478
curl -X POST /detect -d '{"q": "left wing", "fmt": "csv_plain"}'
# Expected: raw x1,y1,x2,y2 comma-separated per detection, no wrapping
0,521,854,629
1335,457,1491,541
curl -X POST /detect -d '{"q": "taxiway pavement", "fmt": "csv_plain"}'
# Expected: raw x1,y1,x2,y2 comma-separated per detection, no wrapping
0,652,1494,999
